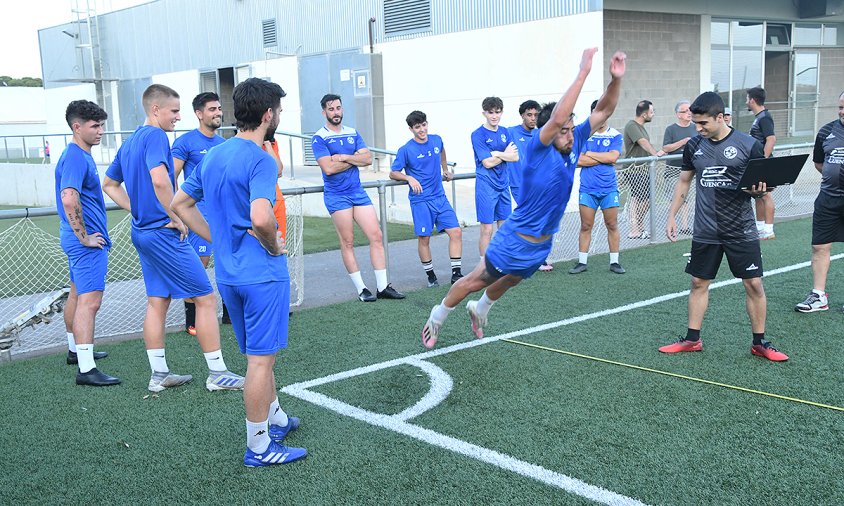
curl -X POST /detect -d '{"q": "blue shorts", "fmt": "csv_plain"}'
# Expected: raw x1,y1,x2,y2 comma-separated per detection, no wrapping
410,195,460,236
324,187,372,214
510,186,521,207
475,178,511,224
67,247,109,295
484,229,553,280
131,227,213,299
579,191,620,210
218,280,289,355
187,231,211,257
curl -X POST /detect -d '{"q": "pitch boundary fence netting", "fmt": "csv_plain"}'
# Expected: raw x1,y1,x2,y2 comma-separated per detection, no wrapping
0,195,303,358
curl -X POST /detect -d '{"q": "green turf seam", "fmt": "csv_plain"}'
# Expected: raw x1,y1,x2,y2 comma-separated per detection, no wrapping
502,338,844,413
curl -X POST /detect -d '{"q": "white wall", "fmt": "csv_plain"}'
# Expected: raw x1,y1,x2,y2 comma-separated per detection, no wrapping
378,11,605,172
151,69,201,129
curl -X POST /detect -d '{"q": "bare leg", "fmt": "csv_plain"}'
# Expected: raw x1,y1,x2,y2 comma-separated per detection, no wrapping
762,193,775,225
143,296,171,350
353,205,385,270
604,206,620,252
331,208,359,273
479,223,494,256
687,277,711,330
443,260,497,308
72,290,103,346
743,278,766,334
627,197,641,237
445,227,463,259
578,205,596,253
244,354,276,421
193,292,221,353
483,274,523,301
64,283,77,336
417,235,432,263
811,243,832,291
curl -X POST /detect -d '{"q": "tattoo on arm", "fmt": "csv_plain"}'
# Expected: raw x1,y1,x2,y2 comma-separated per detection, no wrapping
61,188,88,240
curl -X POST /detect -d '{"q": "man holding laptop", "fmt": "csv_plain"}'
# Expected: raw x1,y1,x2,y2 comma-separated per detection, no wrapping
660,92,789,361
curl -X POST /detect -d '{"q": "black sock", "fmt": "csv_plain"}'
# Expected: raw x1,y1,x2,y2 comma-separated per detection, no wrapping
184,301,196,327
421,259,436,281
685,328,701,342
221,303,231,324
450,257,462,276
752,332,765,346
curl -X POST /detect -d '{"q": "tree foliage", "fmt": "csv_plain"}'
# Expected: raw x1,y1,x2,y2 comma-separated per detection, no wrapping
0,76,44,87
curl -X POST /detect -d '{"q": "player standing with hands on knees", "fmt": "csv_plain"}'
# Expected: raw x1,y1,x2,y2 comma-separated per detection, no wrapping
422,48,626,349
661,91,788,361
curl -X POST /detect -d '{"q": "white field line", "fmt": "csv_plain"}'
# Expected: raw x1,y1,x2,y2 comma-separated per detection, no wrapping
282,256,834,505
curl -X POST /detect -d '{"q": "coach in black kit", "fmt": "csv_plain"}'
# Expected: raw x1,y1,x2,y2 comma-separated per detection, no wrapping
660,91,789,362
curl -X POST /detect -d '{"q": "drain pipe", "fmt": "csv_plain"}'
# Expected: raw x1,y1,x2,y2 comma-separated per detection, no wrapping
369,17,376,53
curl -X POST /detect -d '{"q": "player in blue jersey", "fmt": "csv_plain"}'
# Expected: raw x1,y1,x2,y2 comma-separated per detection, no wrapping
390,111,463,288
102,84,244,392
472,96,519,256
55,100,120,386
421,48,627,349
312,94,404,302
172,92,228,335
569,99,625,275
172,78,306,467
507,100,540,206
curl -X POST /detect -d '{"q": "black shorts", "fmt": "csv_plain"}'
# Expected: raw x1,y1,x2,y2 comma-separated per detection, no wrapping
811,191,844,245
685,240,763,280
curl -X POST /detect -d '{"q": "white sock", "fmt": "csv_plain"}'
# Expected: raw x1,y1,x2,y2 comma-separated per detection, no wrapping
349,271,367,293
610,252,619,264
765,224,774,234
268,397,289,426
431,299,454,324
246,419,271,453
476,292,495,317
146,349,168,374
812,289,827,301
203,349,227,372
578,252,588,264
374,269,388,292
756,220,765,231
75,344,96,373
67,332,77,353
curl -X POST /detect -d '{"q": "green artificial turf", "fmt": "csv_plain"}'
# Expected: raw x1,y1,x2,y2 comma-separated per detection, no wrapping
0,218,842,505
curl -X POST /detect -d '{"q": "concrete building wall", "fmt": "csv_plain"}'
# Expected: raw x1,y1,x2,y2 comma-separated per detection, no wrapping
817,48,844,131
603,10,702,154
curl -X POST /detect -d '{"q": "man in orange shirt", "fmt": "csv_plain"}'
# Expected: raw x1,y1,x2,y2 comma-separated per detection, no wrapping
262,139,287,239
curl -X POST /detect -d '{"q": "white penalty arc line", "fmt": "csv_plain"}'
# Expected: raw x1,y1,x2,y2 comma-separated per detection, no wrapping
286,255,838,393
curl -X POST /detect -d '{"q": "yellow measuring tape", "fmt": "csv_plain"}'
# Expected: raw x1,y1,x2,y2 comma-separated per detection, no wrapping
502,338,844,413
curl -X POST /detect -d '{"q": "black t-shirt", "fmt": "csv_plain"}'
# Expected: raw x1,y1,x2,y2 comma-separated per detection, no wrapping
814,119,844,197
749,109,775,151
682,130,765,244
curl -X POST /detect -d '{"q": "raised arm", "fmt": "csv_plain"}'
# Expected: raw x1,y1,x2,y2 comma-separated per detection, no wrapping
540,47,598,146
588,51,626,136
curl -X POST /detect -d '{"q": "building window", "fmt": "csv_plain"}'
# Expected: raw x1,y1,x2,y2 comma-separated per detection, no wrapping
794,24,822,46
384,0,432,37
262,19,278,47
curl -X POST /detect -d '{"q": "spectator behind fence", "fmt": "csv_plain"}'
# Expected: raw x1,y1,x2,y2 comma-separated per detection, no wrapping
623,100,664,240
569,99,625,275
794,92,844,314
747,86,777,240
724,106,732,126
662,99,697,235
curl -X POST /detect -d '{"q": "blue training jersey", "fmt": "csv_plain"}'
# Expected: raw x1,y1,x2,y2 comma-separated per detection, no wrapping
171,129,225,213
390,134,446,203
181,137,288,286
311,125,368,195
105,126,175,230
471,124,512,191
55,143,111,253
507,124,536,190
502,119,591,238
579,127,622,194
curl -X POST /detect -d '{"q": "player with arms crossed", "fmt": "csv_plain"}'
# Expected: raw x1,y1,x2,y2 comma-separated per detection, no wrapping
421,48,626,349
102,84,245,391
312,94,404,302
390,111,463,287
172,78,306,467
55,100,120,386
661,91,788,361
171,92,227,334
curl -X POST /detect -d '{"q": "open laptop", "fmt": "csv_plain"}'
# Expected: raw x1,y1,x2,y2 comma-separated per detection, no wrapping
738,153,810,190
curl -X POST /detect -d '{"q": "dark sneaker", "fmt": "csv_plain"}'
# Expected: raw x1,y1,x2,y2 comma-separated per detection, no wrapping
450,272,464,284
795,291,828,313
427,278,439,288
377,284,405,299
568,262,588,274
76,368,121,386
358,288,376,302
751,341,789,362
659,337,703,353
67,350,108,365
609,263,626,274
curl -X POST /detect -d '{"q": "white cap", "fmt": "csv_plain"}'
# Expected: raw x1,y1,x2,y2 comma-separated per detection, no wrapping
724,107,732,115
